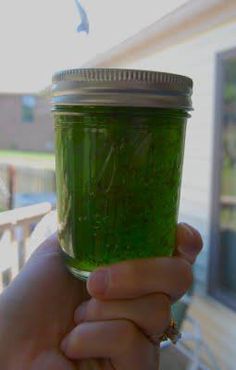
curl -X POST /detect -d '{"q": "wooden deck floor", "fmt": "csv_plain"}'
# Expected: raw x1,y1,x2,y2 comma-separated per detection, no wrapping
183,295,236,370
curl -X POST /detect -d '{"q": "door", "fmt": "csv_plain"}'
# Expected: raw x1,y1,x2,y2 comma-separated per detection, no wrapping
209,49,236,310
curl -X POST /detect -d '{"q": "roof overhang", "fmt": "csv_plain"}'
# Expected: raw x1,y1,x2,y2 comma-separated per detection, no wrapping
84,0,236,67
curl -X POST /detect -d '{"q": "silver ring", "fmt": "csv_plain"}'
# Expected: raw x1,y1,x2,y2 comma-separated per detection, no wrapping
148,319,182,345
160,319,182,344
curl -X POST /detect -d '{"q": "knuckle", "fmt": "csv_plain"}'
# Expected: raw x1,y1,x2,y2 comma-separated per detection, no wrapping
87,298,104,320
116,320,139,350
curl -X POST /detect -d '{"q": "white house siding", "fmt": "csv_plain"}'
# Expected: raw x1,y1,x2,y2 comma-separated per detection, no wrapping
104,20,236,294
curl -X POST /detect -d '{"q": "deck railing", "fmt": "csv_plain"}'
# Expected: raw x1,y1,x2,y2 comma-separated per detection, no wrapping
0,202,52,291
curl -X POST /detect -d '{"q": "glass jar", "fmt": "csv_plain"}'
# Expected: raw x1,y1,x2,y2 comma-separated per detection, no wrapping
52,69,193,280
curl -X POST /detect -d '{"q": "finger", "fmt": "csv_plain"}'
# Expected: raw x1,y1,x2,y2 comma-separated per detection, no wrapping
74,294,171,339
61,320,159,370
87,257,192,301
175,223,203,264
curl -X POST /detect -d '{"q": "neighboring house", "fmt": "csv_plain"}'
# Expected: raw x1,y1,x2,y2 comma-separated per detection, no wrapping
0,93,53,152
85,1,236,368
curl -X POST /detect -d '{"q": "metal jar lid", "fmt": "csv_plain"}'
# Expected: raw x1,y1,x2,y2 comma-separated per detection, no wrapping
52,68,193,110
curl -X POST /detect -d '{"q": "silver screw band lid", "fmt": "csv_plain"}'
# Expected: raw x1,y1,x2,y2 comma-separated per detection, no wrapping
52,68,193,110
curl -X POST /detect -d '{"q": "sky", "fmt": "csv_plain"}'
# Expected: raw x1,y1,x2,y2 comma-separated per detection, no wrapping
0,0,187,93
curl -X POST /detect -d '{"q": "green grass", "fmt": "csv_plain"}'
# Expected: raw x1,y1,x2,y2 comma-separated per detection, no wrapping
0,150,55,169
0,150,54,161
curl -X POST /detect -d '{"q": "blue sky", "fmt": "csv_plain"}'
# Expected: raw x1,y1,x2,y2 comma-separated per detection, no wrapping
0,0,187,92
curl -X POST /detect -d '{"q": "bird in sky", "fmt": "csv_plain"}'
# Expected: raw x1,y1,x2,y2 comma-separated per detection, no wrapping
74,0,89,34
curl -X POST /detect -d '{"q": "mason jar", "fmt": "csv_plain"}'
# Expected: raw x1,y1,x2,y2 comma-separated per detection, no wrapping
52,68,193,280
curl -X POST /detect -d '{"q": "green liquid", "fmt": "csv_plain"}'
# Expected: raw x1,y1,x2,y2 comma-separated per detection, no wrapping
54,106,188,278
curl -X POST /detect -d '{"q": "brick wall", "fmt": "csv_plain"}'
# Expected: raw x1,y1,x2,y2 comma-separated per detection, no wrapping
0,93,54,152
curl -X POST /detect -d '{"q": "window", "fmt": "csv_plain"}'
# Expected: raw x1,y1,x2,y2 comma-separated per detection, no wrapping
209,49,236,310
21,95,36,123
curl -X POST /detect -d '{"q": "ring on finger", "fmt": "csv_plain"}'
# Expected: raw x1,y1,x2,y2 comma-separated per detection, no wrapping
147,318,181,345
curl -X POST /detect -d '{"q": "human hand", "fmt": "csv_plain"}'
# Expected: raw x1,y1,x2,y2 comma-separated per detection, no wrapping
60,223,203,370
0,223,202,370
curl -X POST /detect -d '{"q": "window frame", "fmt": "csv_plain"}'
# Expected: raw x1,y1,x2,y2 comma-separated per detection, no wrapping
209,47,236,311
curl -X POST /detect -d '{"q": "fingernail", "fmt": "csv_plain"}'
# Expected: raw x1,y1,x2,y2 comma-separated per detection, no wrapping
178,223,197,259
88,269,109,295
61,335,69,353
74,301,87,323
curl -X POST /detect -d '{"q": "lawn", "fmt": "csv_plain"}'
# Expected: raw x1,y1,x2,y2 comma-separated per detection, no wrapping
0,150,54,161
0,150,55,169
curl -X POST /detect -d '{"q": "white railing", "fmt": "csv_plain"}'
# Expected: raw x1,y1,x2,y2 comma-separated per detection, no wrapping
0,203,52,291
